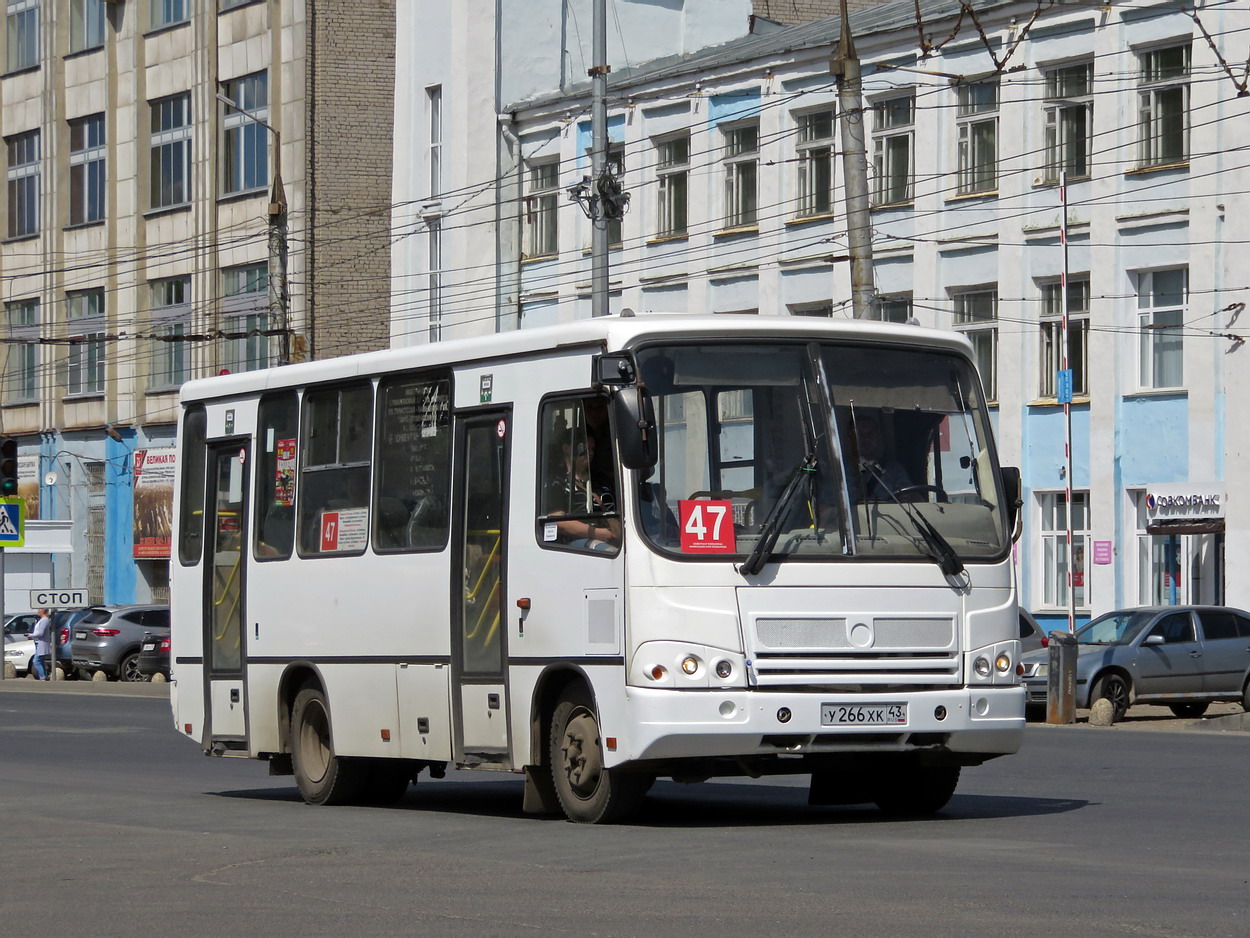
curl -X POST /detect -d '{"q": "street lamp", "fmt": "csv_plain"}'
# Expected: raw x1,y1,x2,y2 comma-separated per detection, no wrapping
216,92,291,366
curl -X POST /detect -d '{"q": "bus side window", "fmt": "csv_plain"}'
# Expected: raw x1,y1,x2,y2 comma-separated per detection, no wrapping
254,392,298,560
537,395,619,555
178,405,207,565
298,382,373,556
374,374,451,552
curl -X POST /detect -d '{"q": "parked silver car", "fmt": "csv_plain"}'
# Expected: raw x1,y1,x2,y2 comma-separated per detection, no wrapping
1020,605,1250,721
71,605,170,682
1018,609,1048,655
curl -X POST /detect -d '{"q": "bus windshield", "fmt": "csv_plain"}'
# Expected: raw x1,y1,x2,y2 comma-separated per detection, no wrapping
633,341,1008,565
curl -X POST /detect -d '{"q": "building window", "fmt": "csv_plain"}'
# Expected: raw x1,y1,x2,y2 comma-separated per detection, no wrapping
69,114,105,225
788,302,833,318
655,133,689,238
219,0,252,11
953,289,998,400
1039,279,1089,398
880,294,913,323
722,122,758,228
222,262,271,373
67,289,105,395
150,0,187,30
3,297,37,401
150,93,191,209
427,216,442,342
1138,44,1189,167
222,72,268,195
6,0,38,71
69,0,105,53
1039,491,1089,610
871,94,913,206
427,85,441,197
1137,268,1185,390
523,159,558,258
149,276,190,390
6,129,38,237
795,109,834,217
1042,62,1092,182
956,80,998,196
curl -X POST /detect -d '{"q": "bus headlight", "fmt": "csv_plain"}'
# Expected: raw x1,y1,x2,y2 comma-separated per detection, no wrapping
630,642,746,689
681,656,700,675
995,653,1012,673
974,656,991,678
714,659,733,679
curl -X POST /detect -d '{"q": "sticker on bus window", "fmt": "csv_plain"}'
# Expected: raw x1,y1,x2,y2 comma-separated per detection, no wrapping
320,507,368,553
274,438,296,507
678,500,736,554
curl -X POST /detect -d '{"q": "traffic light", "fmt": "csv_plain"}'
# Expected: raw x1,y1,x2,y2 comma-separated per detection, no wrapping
0,437,17,497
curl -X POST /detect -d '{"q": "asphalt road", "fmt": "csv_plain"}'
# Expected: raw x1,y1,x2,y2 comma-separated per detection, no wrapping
1,682,1247,938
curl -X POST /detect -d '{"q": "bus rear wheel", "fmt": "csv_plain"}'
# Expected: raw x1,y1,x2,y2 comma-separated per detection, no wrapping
549,687,649,824
291,687,366,805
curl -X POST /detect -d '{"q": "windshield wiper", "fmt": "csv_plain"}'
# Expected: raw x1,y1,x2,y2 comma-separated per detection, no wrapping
739,453,817,576
861,463,964,577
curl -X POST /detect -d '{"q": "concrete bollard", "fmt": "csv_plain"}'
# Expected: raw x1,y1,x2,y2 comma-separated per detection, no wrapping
1045,630,1078,725
3,662,15,679
1088,698,1116,726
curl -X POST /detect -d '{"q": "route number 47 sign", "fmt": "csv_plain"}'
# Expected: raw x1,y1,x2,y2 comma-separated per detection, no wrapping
678,499,736,554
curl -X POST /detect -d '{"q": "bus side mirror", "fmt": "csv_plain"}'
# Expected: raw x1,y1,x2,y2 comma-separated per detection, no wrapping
1000,466,1022,531
611,386,657,470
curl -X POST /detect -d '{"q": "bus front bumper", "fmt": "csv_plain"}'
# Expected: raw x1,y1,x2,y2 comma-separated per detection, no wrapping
616,685,1025,764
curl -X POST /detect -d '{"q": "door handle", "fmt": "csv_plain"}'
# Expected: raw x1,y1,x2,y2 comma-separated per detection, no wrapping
1189,651,1202,658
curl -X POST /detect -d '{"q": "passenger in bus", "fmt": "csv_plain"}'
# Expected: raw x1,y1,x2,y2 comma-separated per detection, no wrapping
582,394,614,491
546,435,619,551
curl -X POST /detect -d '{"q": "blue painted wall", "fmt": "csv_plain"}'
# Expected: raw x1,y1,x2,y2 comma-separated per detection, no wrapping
104,431,137,604
1115,394,1188,486
575,114,626,169
707,88,761,126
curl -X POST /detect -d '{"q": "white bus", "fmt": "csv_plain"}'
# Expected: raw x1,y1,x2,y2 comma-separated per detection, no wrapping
170,315,1025,823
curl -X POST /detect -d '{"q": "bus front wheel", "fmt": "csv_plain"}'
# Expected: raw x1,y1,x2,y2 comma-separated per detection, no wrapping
291,686,366,805
548,687,649,824
873,762,961,817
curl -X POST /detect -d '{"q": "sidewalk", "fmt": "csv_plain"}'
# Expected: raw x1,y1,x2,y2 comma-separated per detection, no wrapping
0,675,169,698
1033,701,1249,733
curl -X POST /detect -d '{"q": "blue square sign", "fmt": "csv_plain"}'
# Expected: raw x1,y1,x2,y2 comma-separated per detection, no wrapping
1057,369,1073,404
0,498,24,547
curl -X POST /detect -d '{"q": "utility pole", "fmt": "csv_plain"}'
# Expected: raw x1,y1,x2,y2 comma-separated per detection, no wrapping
217,93,291,364
830,0,877,320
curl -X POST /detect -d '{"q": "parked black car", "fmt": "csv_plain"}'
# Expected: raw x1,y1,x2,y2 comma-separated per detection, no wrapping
71,605,170,682
137,632,171,681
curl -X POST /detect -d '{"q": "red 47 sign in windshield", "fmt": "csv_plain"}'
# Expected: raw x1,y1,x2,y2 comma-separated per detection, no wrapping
678,500,737,554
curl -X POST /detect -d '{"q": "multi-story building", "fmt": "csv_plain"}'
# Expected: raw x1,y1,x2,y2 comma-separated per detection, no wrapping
1,1,394,608
393,0,1250,624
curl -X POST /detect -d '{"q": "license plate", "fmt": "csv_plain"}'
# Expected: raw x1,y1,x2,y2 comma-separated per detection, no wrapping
821,703,907,726
142,643,155,652
75,631,86,640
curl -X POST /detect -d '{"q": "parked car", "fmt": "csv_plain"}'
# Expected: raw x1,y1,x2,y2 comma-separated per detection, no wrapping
71,605,170,682
1018,609,1048,655
1020,605,1250,721
3,611,39,639
137,632,171,681
4,611,76,677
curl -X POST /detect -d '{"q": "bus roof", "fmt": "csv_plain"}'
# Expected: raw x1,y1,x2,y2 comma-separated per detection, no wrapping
179,314,973,404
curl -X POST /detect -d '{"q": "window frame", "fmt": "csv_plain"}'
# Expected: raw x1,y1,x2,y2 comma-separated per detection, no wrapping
1137,44,1190,168
150,93,192,210
721,120,759,229
3,296,38,402
654,132,689,238
253,391,298,562
221,262,271,374
1039,278,1090,399
6,0,38,72
150,0,188,31
69,113,106,226
69,0,105,54
148,275,191,391
871,94,914,206
536,393,620,557
523,158,559,259
794,108,835,218
6,129,39,238
297,381,374,558
955,79,998,196
1042,61,1093,182
952,288,999,401
221,71,269,196
1136,267,1186,390
66,288,106,396
1037,490,1091,612
426,84,441,197
879,294,913,324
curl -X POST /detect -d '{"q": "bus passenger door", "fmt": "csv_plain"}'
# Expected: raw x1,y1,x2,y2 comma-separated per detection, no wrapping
452,412,511,765
202,442,249,746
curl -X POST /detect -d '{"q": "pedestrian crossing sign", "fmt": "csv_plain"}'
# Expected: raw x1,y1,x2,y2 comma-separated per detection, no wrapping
0,497,24,547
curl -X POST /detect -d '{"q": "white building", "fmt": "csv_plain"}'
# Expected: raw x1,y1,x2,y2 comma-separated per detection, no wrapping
392,0,1250,626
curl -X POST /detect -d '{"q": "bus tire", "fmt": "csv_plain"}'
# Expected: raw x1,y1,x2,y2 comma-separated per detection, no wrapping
291,687,366,805
549,687,649,824
361,760,414,806
873,762,960,817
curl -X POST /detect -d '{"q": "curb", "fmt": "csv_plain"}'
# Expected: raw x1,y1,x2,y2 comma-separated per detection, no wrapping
0,677,169,698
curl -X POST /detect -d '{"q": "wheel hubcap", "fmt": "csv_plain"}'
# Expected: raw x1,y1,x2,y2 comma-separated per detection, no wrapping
560,708,603,799
299,703,331,784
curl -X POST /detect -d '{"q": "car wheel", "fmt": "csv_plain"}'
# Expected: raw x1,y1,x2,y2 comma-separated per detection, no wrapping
290,686,367,805
548,685,650,824
117,652,145,682
1242,679,1250,714
1168,702,1209,719
1092,673,1131,722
